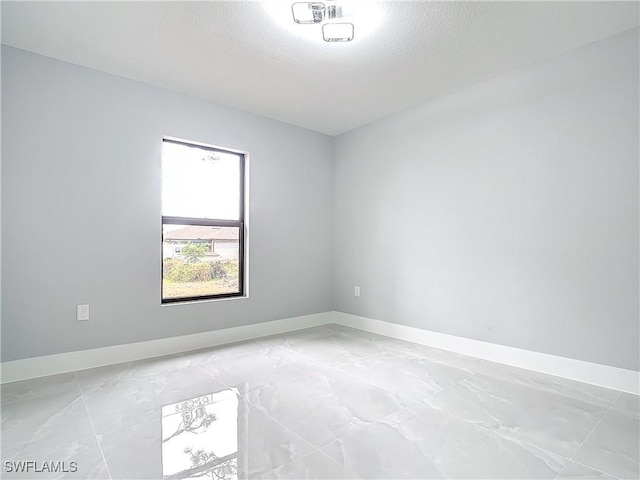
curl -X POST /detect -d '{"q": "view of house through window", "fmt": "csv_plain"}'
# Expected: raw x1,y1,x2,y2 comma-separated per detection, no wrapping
162,138,245,302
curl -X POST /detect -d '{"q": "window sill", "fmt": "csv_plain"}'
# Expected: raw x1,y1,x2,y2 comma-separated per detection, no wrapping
161,295,249,307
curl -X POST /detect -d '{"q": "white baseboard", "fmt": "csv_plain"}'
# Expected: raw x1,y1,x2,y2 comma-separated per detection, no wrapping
3,310,638,394
0,312,334,384
333,312,640,395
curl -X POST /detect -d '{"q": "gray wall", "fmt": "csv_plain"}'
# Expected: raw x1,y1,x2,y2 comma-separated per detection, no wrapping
3,29,639,370
333,29,639,370
1,46,333,362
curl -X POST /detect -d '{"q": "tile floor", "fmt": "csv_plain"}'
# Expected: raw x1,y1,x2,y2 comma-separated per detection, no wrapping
1,324,638,479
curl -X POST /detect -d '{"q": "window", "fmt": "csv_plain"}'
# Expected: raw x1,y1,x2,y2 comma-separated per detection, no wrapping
162,138,246,303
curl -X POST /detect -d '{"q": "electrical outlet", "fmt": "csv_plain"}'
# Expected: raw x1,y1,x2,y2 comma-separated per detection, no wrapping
77,304,90,321
354,286,361,297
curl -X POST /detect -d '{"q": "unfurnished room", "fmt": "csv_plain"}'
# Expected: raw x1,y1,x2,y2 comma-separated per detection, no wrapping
0,1,639,479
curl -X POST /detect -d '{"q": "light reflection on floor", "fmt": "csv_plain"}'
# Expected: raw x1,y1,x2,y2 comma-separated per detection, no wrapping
162,389,239,480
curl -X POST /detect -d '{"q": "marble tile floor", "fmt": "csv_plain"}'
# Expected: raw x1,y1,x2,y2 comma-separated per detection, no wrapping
1,324,638,480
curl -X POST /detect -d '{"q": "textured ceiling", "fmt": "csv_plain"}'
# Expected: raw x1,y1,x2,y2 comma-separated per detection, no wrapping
2,1,638,136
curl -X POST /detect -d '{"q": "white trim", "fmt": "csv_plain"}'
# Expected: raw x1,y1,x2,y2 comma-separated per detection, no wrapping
3,310,638,394
0,312,333,384
333,312,640,394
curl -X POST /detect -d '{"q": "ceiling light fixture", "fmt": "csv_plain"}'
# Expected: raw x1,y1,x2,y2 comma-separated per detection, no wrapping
291,2,325,24
322,22,354,42
291,1,354,42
